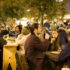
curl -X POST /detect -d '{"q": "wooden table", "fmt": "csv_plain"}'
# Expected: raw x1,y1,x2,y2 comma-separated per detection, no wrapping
45,51,60,62
45,51,63,70
3,42,18,70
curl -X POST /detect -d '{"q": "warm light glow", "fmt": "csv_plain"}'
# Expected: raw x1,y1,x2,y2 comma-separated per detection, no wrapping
64,14,70,19
26,9,30,12
56,0,63,2
16,20,28,26
16,17,29,26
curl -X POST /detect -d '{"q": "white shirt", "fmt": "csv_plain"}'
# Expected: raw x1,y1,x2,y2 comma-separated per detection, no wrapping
16,34,30,54
16,34,29,46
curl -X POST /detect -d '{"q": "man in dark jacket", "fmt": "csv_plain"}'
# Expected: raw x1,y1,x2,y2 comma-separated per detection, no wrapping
24,23,50,70
59,42,70,68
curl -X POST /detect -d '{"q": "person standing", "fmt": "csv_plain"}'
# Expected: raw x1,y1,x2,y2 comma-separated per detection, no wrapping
24,23,50,70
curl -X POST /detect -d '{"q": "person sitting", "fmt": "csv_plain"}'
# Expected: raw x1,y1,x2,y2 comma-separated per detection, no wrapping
58,28,69,50
24,23,50,70
59,42,70,69
9,25,22,37
9,28,16,37
48,29,59,51
15,25,22,37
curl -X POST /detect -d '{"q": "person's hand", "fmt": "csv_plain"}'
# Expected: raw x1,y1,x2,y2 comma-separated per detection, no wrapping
53,34,58,38
45,33,50,40
20,34,23,37
51,38,55,43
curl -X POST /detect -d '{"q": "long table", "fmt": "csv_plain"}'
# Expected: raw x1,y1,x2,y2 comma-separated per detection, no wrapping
45,51,60,62
45,51,69,70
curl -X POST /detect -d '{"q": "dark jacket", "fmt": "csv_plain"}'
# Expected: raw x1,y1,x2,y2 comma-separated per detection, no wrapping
0,37,7,50
58,29,68,47
59,42,70,68
24,33,49,70
0,37,7,70
9,31,20,37
1,30,9,37
43,22,50,29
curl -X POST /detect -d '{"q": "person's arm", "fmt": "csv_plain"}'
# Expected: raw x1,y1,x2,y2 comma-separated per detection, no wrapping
16,36,26,45
59,43,70,61
31,36,49,51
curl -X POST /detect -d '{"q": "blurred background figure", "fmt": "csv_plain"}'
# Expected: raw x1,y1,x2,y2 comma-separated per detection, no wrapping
16,27,30,53
59,42,70,69
15,25,22,37
43,20,50,29
0,37,7,70
58,28,69,50
48,28,59,51
57,19,66,29
9,25,22,37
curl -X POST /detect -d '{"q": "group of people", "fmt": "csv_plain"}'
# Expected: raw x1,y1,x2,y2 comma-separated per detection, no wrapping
0,19,70,70
24,23,70,70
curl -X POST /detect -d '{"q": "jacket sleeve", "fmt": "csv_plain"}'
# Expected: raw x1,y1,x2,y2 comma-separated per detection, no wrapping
59,43,70,61
0,37,7,48
31,36,49,51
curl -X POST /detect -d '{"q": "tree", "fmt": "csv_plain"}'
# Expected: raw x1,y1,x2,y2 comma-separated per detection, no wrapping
0,0,68,24
56,0,67,19
0,0,24,22
23,0,66,24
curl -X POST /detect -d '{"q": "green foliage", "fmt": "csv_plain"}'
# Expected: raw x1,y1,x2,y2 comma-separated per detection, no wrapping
0,0,67,22
0,0,24,22
23,0,67,20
